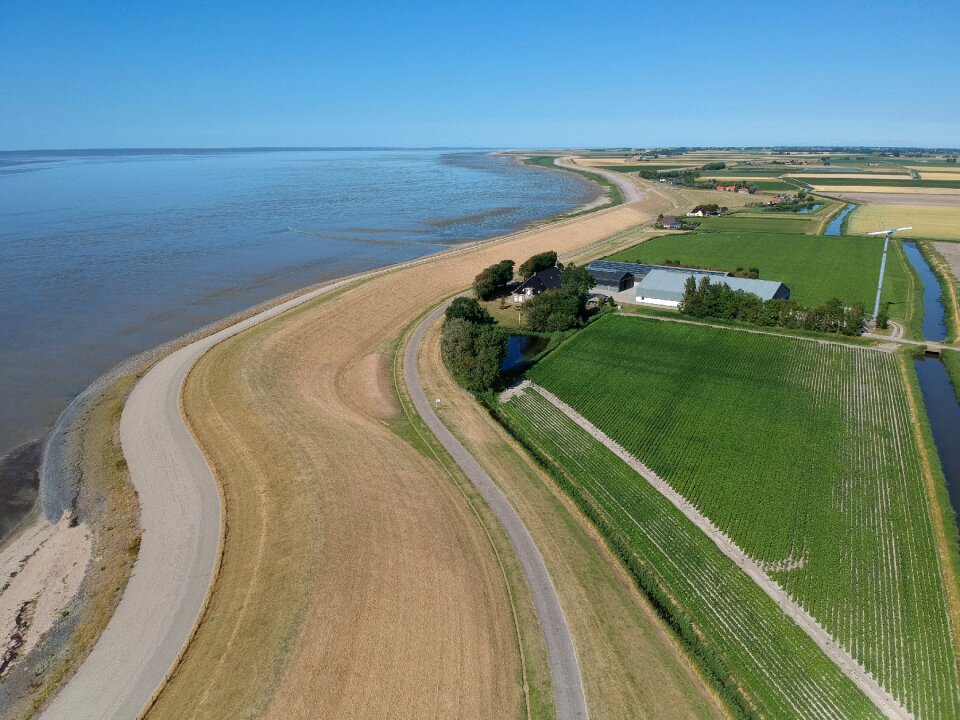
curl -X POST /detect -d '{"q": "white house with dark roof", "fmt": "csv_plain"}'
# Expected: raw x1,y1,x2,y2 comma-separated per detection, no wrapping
511,266,562,303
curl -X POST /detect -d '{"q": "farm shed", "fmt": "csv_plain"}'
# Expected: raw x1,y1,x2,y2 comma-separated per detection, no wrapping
635,269,790,308
588,267,634,293
511,266,562,303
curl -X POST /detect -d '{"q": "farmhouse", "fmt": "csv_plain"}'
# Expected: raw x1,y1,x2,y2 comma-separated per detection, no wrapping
658,213,683,230
635,269,790,308
511,266,562,303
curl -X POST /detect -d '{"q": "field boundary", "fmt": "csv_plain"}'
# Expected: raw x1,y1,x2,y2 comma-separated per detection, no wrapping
525,382,910,720
896,352,960,677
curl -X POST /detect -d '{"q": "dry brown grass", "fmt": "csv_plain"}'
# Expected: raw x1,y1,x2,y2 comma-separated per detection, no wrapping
417,321,725,720
813,185,960,195
848,204,960,240
151,198,671,718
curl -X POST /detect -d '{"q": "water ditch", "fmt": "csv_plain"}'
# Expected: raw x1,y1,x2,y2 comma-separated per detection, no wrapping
501,334,550,372
902,242,960,521
824,203,857,236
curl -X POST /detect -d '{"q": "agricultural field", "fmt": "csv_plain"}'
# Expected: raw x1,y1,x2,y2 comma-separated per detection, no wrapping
499,388,885,719
605,230,908,309
672,187,763,209
848,204,960,240
693,213,824,234
806,177,960,189
523,316,960,718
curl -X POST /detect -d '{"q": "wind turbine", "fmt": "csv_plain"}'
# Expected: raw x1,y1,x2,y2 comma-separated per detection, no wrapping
867,227,912,319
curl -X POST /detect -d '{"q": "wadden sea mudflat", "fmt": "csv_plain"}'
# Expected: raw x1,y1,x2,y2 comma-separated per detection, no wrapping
150,195,669,718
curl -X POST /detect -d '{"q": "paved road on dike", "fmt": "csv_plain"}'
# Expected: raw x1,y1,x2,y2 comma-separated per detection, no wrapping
405,305,589,720
526,382,911,720
555,156,646,203
42,157,638,719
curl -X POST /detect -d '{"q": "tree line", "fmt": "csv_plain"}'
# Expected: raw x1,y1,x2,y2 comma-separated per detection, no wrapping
682,276,865,336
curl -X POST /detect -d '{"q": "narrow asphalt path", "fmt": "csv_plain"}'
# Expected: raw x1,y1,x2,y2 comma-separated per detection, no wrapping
555,156,645,204
40,272,375,720
528,383,911,720
405,305,589,720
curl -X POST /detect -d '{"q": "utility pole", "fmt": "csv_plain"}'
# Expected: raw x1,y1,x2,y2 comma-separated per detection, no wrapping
867,227,912,319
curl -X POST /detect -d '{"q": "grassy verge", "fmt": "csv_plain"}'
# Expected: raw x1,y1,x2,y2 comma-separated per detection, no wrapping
387,311,554,720
918,240,960,342
26,374,141,717
898,349,960,677
615,304,885,347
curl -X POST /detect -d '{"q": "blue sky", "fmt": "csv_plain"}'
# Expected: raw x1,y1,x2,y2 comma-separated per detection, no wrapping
2,1,958,149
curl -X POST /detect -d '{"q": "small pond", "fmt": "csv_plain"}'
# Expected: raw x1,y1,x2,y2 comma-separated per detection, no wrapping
824,204,857,236
796,204,823,214
502,334,549,372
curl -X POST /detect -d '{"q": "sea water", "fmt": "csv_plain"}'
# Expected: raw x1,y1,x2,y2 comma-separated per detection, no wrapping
0,148,596,523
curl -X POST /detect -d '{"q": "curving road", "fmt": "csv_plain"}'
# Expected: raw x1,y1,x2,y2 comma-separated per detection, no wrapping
555,156,645,203
42,155,640,719
404,304,588,720
41,271,386,720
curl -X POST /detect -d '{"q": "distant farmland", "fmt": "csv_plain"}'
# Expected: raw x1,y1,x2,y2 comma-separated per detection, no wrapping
519,316,960,718
605,230,908,309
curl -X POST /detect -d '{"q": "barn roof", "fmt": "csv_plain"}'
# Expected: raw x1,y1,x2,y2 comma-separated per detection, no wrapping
636,269,789,303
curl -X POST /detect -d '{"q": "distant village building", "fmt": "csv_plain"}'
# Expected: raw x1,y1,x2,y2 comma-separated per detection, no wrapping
634,269,790,308
511,266,562,303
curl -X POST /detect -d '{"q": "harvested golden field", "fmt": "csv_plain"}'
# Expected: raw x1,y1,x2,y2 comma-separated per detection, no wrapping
151,195,676,719
418,320,725,720
673,187,762,208
920,172,960,181
812,185,960,195
786,173,909,181
848,204,960,240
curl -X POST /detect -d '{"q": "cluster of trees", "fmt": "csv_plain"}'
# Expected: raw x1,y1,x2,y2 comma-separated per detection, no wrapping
472,259,514,300
700,162,726,171
681,277,865,335
522,264,595,332
440,298,506,392
518,250,557,279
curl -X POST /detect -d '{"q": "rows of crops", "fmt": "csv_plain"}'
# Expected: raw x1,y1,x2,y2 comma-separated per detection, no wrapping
526,316,960,718
500,388,883,718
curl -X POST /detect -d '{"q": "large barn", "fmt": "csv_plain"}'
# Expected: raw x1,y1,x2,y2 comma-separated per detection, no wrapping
635,269,790,308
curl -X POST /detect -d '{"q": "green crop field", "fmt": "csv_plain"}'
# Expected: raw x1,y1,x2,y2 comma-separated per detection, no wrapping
692,215,818,234
605,230,915,312
522,317,960,718
499,388,884,719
